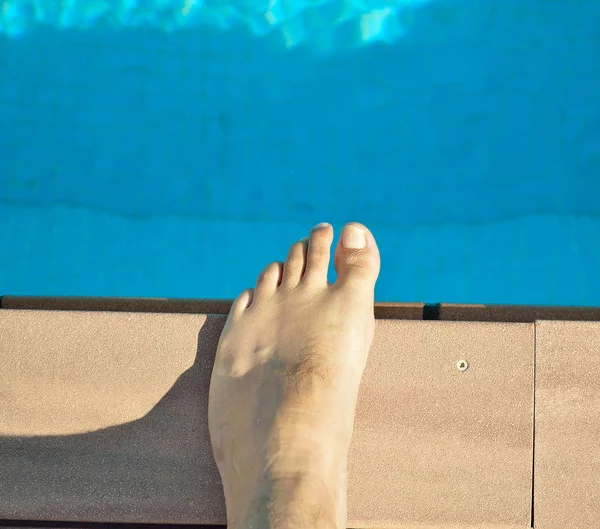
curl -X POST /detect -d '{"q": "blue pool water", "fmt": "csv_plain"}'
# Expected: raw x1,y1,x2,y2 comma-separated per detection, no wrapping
0,0,599,305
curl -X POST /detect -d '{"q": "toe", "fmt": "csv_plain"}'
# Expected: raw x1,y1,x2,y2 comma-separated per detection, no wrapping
227,288,253,325
333,222,380,289
281,237,308,289
253,261,284,304
302,222,334,284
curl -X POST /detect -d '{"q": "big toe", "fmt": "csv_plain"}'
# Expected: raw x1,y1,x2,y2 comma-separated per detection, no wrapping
333,222,380,289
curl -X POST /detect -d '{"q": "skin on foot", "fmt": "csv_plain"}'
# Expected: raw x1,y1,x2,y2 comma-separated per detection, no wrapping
208,222,381,529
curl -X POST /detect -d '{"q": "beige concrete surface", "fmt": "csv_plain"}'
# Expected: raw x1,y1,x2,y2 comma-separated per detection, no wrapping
0,311,534,527
534,321,600,529
349,320,534,528
0,522,522,529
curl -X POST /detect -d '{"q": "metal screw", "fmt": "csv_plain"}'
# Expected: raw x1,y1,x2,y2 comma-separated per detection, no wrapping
457,359,469,372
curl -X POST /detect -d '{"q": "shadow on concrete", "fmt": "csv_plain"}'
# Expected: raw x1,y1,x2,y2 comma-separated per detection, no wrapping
0,316,227,527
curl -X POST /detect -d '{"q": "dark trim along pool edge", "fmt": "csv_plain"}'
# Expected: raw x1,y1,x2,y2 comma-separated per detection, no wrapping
1,296,600,322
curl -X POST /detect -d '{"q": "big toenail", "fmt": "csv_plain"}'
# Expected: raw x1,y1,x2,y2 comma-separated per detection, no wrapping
313,222,330,230
342,225,366,249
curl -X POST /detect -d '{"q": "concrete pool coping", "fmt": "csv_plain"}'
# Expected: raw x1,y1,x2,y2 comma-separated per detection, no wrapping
1,297,599,528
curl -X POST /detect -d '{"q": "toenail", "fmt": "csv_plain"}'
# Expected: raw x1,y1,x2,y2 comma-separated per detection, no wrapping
342,224,366,249
312,222,330,230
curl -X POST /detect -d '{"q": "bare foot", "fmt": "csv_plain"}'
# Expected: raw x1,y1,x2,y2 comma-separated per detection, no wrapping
208,222,380,529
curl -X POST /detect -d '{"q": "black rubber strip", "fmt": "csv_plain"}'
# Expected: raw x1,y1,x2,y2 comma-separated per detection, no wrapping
423,303,441,320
